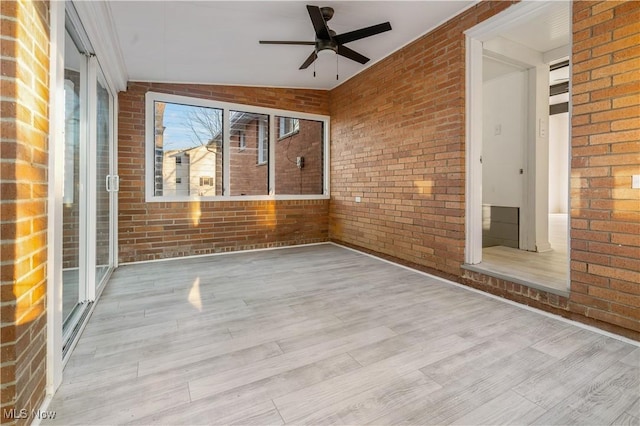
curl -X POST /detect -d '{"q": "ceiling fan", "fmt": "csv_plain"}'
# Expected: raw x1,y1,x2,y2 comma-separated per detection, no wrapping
259,5,392,70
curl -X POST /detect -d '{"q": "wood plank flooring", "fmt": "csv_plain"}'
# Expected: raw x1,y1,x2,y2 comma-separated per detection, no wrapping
477,213,569,293
47,244,639,425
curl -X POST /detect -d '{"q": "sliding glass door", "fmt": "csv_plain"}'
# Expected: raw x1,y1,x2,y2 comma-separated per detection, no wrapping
95,68,113,289
62,13,117,350
62,28,85,330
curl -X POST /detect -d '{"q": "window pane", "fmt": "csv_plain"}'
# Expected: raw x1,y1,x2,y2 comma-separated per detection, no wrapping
154,101,223,196
229,111,269,196
95,69,111,286
62,29,83,327
275,116,324,195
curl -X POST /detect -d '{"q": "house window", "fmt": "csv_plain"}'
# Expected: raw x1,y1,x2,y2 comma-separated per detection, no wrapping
239,131,246,150
145,91,329,201
279,117,299,139
200,176,213,186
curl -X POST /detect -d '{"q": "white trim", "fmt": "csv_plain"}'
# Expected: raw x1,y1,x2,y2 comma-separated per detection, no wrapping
331,243,640,347
86,56,98,301
144,91,330,202
269,114,276,194
111,82,119,269
465,1,558,41
46,0,65,397
464,36,483,265
72,0,127,91
77,52,89,305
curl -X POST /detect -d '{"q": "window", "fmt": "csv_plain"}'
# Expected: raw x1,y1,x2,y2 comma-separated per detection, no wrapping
258,120,268,165
275,116,324,195
279,117,299,138
230,111,268,195
238,131,246,150
200,176,214,186
151,100,222,197
146,92,329,201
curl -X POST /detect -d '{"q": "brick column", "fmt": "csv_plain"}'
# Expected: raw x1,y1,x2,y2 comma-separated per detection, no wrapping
0,1,50,424
570,1,640,333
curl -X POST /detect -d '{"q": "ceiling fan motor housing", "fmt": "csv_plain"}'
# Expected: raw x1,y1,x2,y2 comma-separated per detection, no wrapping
317,30,338,53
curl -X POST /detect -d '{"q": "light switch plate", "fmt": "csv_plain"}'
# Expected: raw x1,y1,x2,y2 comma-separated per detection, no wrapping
632,175,640,189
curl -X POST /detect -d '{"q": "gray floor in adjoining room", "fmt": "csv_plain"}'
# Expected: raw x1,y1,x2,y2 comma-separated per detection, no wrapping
48,244,639,425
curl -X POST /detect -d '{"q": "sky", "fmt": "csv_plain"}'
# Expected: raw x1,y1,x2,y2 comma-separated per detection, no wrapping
162,102,222,151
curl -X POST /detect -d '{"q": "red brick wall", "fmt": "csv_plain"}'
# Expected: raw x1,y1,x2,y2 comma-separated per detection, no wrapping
118,82,330,263
275,120,324,195
329,0,639,338
230,118,268,196
329,1,516,276
569,1,640,333
0,1,49,424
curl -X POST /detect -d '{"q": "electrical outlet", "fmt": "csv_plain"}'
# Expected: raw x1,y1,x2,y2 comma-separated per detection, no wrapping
632,175,640,189
355,196,361,203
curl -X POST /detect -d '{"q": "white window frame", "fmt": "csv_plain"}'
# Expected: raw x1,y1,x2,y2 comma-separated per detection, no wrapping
257,120,267,165
279,116,300,139
145,91,330,202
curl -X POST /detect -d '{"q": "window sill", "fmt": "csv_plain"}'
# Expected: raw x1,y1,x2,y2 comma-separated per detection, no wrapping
144,194,330,203
278,130,299,140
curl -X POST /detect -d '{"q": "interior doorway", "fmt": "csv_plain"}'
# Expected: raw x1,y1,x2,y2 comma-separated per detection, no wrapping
464,1,571,294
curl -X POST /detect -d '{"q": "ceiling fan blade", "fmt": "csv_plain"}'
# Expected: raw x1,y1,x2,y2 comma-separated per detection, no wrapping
259,41,315,45
307,5,330,39
337,45,369,64
334,22,392,44
299,50,318,69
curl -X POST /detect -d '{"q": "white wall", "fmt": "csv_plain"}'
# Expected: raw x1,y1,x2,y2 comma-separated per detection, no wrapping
548,112,569,213
482,67,527,208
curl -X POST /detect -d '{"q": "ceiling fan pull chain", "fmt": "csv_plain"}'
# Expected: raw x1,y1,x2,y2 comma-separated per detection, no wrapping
314,60,316,78
336,54,339,80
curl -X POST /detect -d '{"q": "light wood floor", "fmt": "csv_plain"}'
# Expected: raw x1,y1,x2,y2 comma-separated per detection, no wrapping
48,244,639,425
477,214,570,294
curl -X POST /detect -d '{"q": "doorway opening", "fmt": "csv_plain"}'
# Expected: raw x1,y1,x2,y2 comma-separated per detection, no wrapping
464,1,571,295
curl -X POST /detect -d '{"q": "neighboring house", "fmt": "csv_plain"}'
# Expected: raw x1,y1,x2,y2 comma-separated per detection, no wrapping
1,1,638,422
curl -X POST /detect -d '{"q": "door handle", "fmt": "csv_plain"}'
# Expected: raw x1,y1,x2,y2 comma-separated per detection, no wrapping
106,175,120,192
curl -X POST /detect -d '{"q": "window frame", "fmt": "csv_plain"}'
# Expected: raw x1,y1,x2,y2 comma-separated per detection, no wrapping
278,116,300,139
257,119,267,166
145,91,329,202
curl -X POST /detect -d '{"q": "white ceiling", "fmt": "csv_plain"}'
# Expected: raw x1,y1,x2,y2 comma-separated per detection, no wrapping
497,1,571,53
108,1,477,90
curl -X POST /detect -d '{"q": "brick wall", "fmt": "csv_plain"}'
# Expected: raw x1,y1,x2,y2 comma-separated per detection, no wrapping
275,119,324,195
569,1,640,333
330,1,516,276
118,82,330,263
0,1,50,424
230,118,268,196
329,0,639,338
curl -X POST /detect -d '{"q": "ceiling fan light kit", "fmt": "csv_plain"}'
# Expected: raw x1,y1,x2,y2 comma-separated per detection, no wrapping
259,5,392,77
